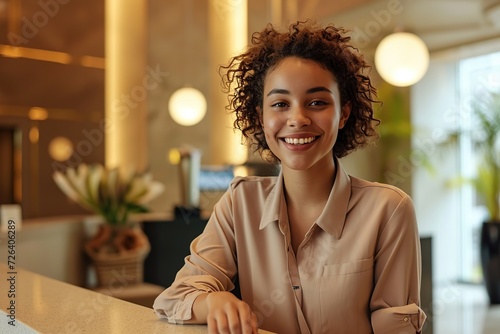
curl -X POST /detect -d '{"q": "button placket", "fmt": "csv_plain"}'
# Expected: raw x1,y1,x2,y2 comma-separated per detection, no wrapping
282,221,302,305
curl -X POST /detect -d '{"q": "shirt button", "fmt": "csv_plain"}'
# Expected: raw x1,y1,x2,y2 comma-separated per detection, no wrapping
403,317,409,322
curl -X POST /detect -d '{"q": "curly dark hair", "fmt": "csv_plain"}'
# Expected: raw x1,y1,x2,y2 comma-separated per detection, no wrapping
220,20,380,163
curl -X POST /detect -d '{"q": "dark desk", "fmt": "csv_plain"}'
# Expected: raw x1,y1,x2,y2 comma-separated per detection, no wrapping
143,215,208,288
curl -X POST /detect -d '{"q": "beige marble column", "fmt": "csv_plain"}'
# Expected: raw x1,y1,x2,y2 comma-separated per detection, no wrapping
208,0,248,166
105,0,148,171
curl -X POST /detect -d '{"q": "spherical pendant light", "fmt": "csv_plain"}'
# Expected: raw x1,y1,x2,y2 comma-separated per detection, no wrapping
168,87,207,126
49,136,73,161
374,32,429,87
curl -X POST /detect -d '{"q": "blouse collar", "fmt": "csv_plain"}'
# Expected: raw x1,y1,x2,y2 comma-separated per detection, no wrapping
259,156,352,239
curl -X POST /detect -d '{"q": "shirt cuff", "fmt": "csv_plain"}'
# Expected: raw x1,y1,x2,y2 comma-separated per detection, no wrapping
371,303,427,334
154,291,206,324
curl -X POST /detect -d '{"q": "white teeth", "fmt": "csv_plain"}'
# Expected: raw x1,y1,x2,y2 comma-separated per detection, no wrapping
284,136,316,145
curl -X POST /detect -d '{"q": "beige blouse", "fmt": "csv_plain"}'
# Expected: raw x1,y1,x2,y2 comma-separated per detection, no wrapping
153,159,426,333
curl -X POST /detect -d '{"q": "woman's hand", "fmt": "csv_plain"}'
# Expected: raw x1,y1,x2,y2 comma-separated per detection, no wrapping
205,291,258,334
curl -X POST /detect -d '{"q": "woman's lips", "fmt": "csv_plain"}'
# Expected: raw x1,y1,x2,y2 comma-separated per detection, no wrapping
281,136,318,145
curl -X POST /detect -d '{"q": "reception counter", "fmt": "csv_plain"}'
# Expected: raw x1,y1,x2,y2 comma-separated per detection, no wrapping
0,263,274,333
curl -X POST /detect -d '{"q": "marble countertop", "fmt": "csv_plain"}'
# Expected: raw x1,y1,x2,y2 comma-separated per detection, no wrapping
0,263,274,333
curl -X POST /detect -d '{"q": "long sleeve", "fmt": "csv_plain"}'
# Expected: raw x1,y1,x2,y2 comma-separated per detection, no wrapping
152,167,429,333
370,195,427,333
153,190,238,323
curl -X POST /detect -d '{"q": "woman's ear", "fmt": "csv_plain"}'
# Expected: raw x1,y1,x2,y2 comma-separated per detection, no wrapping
256,106,263,127
339,102,351,129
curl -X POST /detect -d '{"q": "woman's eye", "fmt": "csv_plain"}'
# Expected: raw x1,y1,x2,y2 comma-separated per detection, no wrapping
310,100,327,106
271,102,288,108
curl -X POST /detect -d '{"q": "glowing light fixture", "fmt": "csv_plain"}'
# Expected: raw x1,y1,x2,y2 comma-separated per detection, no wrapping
0,45,72,64
374,32,429,87
168,0,207,127
29,126,39,144
28,107,48,120
49,136,74,161
168,87,207,126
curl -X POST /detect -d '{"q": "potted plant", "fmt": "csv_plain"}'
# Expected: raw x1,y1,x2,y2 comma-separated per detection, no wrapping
53,164,165,287
461,89,500,304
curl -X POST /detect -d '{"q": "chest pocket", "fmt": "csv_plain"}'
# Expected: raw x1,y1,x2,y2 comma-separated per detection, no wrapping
317,257,374,333
321,257,373,276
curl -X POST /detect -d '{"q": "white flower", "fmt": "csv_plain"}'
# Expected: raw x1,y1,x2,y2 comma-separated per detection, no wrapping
87,164,103,204
53,171,79,202
66,164,90,202
53,171,94,211
136,181,165,205
53,164,165,225
125,175,149,203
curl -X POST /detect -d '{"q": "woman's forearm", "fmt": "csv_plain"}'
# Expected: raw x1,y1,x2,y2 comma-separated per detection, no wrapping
182,293,210,324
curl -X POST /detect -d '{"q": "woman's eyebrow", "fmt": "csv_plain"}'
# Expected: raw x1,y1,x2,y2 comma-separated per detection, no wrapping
266,86,333,97
266,88,289,96
306,86,333,94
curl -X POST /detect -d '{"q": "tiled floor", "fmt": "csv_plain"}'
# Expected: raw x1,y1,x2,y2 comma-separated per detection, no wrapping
429,283,500,334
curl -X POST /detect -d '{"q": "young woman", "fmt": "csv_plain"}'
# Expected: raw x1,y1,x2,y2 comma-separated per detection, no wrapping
154,21,426,334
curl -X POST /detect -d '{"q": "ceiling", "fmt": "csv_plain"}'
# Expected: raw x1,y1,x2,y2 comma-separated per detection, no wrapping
299,0,500,52
0,0,104,116
0,0,499,116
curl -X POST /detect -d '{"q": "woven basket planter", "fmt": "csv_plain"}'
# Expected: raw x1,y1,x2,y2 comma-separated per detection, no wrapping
85,224,151,288
87,245,150,288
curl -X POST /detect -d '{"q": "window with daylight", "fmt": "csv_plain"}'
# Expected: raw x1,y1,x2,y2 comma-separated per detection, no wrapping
411,41,500,286
457,51,500,283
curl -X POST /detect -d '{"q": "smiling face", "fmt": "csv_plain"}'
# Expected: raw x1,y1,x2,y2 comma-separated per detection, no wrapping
262,57,350,173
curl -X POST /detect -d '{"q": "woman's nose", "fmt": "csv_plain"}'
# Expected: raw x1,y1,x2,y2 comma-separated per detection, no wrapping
287,107,311,127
